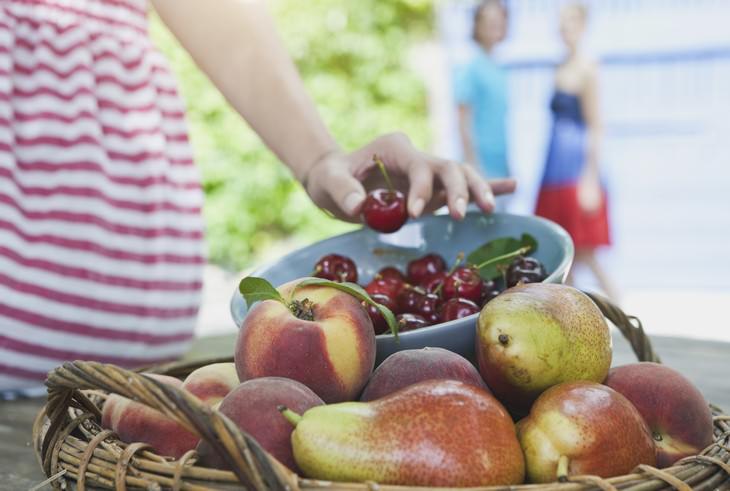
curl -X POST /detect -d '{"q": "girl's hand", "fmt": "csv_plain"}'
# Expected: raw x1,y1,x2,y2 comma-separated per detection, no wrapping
303,133,517,221
577,172,603,214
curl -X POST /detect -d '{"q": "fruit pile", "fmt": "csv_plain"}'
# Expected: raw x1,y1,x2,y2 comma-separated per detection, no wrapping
313,250,547,334
99,280,715,488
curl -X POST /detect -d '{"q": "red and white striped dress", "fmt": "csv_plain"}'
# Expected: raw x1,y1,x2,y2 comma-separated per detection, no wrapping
0,0,205,392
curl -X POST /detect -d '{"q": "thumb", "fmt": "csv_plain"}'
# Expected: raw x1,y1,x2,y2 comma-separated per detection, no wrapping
325,169,367,218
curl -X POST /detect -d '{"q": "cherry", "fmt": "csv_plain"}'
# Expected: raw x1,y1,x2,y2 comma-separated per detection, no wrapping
361,156,407,233
365,277,401,298
396,286,423,314
407,253,447,285
422,271,448,295
396,313,429,332
439,297,480,322
443,266,484,303
313,254,358,283
480,278,502,306
414,292,441,324
506,256,547,288
377,266,407,284
363,293,398,335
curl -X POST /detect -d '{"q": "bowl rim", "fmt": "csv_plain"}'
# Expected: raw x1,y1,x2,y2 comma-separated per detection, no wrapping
230,212,575,337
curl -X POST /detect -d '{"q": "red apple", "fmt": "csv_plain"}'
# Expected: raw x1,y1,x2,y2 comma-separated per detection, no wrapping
518,381,656,482
235,278,376,403
604,362,714,468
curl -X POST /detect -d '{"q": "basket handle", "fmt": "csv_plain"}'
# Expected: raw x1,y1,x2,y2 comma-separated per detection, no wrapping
41,361,295,491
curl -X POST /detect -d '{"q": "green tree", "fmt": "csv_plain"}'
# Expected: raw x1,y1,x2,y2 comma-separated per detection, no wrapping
151,1,434,270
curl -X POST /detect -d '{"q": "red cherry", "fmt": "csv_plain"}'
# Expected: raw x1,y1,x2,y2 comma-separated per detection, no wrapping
396,286,423,314
480,279,502,306
363,293,398,335
422,271,448,294
377,266,407,284
443,266,483,303
313,254,358,283
414,292,441,324
396,313,429,332
439,297,480,322
362,189,407,233
407,254,447,285
365,278,401,298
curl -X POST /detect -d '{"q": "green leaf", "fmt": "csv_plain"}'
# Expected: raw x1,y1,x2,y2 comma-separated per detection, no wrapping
238,276,285,310
466,233,538,280
294,278,399,340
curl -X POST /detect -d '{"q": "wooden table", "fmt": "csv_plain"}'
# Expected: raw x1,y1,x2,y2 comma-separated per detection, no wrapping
2,331,729,491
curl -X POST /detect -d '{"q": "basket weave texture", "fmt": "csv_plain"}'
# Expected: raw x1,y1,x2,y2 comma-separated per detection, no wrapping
33,292,730,491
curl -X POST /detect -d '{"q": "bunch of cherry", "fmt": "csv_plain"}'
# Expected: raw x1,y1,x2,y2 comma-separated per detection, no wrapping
313,252,547,335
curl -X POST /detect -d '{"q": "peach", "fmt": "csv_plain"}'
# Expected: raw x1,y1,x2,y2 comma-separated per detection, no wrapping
604,362,714,467
182,362,239,406
235,278,376,403
101,374,198,459
360,347,489,401
197,377,324,472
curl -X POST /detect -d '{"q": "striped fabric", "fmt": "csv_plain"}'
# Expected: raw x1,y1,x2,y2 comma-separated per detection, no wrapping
0,0,205,392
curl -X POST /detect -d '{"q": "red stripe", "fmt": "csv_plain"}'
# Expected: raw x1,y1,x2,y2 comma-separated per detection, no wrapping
16,0,149,18
15,134,102,148
0,192,203,239
0,303,193,344
0,245,202,291
0,219,205,265
0,272,199,318
101,125,188,141
0,335,181,367
13,109,97,124
9,2,147,34
0,167,201,214
14,160,201,191
0,362,48,381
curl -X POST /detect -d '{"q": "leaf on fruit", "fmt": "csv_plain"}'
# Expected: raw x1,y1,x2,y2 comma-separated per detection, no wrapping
294,278,400,340
466,233,538,280
238,276,285,309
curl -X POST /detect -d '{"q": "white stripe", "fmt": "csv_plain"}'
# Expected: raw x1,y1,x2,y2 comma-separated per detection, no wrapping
0,230,204,282
0,204,205,257
12,65,96,93
0,282,199,334
0,375,44,391
0,318,194,360
0,255,201,308
0,164,203,209
8,2,147,37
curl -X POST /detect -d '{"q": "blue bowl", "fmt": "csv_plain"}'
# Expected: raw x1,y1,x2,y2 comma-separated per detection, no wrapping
230,212,573,365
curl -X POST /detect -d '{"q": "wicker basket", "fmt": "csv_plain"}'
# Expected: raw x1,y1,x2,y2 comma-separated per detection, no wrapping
33,293,730,491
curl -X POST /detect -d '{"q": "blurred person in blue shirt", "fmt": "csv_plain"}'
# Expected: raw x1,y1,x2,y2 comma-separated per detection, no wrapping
455,0,509,184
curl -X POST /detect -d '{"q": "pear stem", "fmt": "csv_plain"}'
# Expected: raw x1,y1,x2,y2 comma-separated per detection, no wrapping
373,155,394,192
472,246,531,270
277,406,302,427
557,455,570,482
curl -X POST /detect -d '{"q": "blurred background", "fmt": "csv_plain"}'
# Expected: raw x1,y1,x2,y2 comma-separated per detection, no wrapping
149,0,730,342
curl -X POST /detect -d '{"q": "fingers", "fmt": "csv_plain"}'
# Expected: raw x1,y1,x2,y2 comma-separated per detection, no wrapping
487,178,517,196
433,159,469,220
462,164,496,213
324,167,368,218
406,161,433,218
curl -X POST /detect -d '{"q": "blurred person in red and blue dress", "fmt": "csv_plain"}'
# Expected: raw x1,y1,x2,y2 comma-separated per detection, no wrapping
535,3,618,300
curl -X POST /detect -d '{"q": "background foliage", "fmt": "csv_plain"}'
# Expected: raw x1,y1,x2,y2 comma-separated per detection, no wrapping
150,1,434,270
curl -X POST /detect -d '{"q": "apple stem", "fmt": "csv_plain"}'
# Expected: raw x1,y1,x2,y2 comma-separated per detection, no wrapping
557,455,570,482
373,155,395,192
277,406,302,427
472,246,531,270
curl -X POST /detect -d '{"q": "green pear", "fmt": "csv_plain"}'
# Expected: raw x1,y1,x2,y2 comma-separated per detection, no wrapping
280,379,524,486
476,283,612,415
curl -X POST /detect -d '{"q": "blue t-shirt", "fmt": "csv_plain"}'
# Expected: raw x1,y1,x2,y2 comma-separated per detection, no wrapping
454,50,509,178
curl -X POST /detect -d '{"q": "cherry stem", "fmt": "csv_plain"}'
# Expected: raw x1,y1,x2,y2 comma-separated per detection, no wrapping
277,406,302,427
472,246,531,270
373,154,394,192
432,252,464,296
557,455,570,482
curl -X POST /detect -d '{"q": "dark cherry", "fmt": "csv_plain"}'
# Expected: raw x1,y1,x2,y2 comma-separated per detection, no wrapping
407,254,447,285
365,277,401,298
422,271,448,295
396,313,429,332
443,266,484,303
480,278,502,306
506,256,547,288
363,293,398,335
414,292,441,324
313,254,358,283
362,189,408,233
396,286,424,314
439,297,480,322
377,266,407,284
